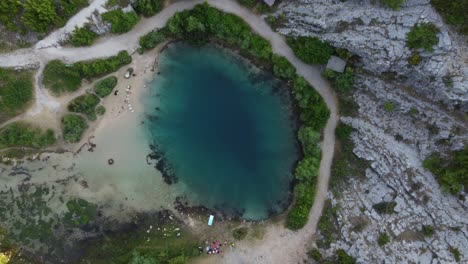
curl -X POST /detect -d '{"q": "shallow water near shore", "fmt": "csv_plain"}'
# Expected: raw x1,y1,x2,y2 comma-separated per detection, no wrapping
144,43,298,220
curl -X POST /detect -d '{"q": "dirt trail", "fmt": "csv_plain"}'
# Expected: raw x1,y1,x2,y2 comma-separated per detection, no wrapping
0,1,339,263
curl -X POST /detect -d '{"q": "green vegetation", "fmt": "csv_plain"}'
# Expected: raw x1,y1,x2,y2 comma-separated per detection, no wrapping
431,0,467,35
377,233,390,246
69,25,98,47
421,225,434,237
62,114,88,143
232,227,248,240
372,201,397,215
63,199,97,227
408,51,422,66
2,0,87,34
139,29,168,51
68,94,101,121
323,67,355,93
406,23,440,52
0,122,55,149
317,200,339,248
0,68,34,117
133,0,163,17
271,54,296,80
384,101,395,112
94,76,118,97
336,249,356,264
408,107,419,115
102,9,140,34
449,246,461,262
423,147,467,195
380,0,405,11
309,248,322,261
96,105,106,116
43,51,131,94
286,36,334,65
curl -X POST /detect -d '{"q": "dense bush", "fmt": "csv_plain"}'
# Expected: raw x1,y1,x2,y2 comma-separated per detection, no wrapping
69,26,98,47
423,147,467,195
0,122,55,149
0,68,34,116
133,0,163,17
286,36,334,64
431,0,467,35
380,0,405,11
0,0,23,31
139,29,168,51
68,94,100,121
377,233,390,246
62,114,88,143
323,67,355,93
94,76,118,97
43,51,131,94
96,105,106,116
102,9,140,34
271,54,296,80
406,23,440,52
373,201,397,214
292,76,330,130
21,0,59,33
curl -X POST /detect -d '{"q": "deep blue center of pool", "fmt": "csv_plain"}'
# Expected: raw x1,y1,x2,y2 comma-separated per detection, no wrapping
144,43,298,219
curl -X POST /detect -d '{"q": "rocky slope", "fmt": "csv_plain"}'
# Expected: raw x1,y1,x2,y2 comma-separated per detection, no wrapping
273,0,468,263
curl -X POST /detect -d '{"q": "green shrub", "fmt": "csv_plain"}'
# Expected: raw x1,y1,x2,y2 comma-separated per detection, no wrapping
408,108,419,115
133,0,163,17
96,105,106,116
324,67,355,93
286,36,334,64
449,246,461,262
43,51,131,94
0,122,55,149
21,0,59,33
421,225,434,237
68,94,100,121
406,23,440,52
0,0,23,31
69,26,98,46
336,123,353,140
62,114,88,143
271,54,296,80
64,199,97,227
377,233,390,246
372,201,397,214
431,0,467,35
102,9,140,34
423,147,467,195
298,126,321,156
94,76,118,97
408,51,422,66
309,248,322,261
139,29,167,51
380,0,405,10
384,101,395,112
336,249,356,264
232,227,248,240
0,68,34,116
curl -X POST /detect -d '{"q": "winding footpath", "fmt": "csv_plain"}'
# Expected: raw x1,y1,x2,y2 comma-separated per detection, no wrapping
0,1,338,263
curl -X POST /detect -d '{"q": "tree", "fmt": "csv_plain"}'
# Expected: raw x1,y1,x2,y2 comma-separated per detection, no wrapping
133,0,163,17
287,36,334,64
271,54,296,79
62,114,88,143
406,23,439,52
21,0,59,33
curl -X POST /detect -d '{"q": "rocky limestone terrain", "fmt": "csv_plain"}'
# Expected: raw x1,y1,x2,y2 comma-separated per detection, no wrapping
273,0,467,263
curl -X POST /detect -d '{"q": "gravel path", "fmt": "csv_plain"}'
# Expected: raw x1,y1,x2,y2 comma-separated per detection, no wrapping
0,1,338,263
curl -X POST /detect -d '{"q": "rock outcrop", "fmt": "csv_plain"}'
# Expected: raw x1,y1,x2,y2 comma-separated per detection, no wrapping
273,0,468,262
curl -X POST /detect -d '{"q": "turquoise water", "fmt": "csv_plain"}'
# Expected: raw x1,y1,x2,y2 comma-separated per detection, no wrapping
143,43,298,219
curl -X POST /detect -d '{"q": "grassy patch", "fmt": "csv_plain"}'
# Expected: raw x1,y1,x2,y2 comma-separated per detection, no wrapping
232,227,248,240
408,51,422,66
0,68,34,118
43,51,131,95
380,0,405,10
449,246,461,262
0,122,55,149
317,200,339,248
406,23,439,52
67,94,100,121
62,114,88,143
423,147,467,195
94,76,118,98
378,232,390,246
384,101,395,112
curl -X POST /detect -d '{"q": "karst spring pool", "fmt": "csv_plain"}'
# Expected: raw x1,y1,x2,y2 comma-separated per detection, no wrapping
143,43,299,219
